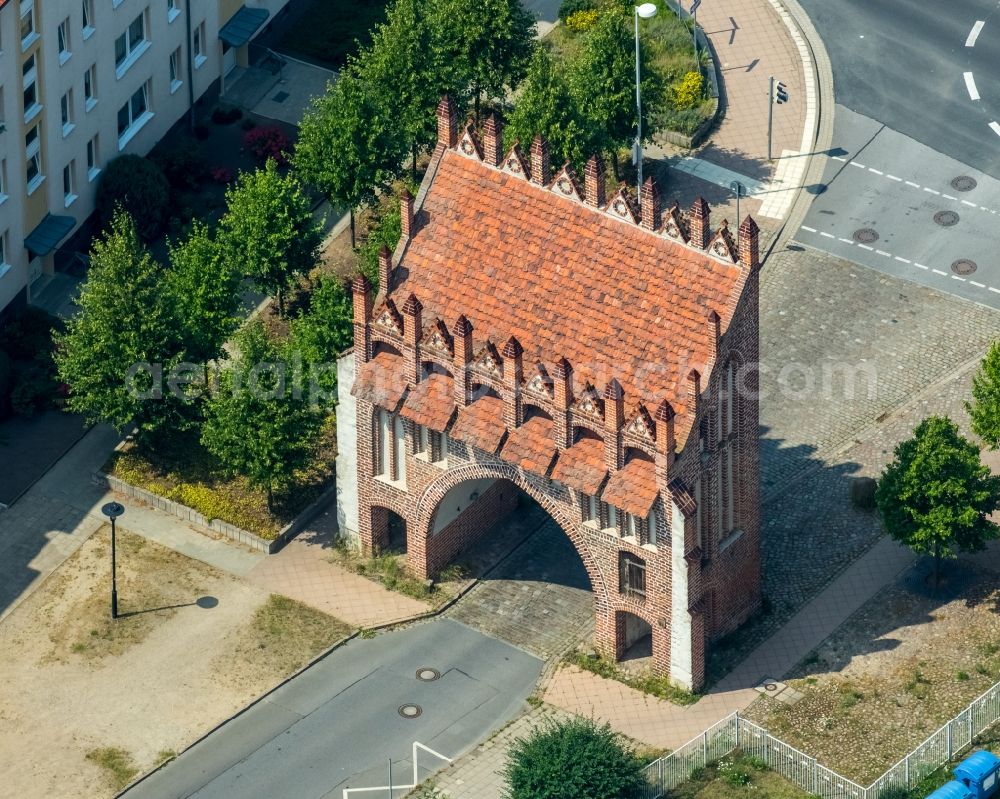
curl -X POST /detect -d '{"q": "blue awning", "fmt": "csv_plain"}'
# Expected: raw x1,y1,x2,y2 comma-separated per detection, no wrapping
24,214,75,258
219,6,270,47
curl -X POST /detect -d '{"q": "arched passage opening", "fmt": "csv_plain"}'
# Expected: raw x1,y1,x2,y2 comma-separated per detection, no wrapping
371,505,408,555
617,610,653,665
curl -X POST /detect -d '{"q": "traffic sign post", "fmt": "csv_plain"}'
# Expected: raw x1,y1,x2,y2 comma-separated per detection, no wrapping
767,76,789,162
691,0,701,65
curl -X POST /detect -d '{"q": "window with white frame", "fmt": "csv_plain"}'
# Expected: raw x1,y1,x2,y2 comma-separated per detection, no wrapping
394,416,406,481
21,1,38,51
117,81,152,148
22,53,40,121
25,123,43,192
376,409,391,477
605,502,619,533
84,64,97,110
82,0,95,38
63,161,77,207
625,512,639,540
168,0,181,22
57,17,72,64
87,135,100,180
169,47,183,93
414,424,429,455
193,21,206,68
647,508,658,545
0,230,9,277
115,12,148,76
0,160,7,203
582,493,599,523
60,90,75,136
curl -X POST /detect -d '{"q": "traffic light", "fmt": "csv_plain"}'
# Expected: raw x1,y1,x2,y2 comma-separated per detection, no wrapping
772,81,789,104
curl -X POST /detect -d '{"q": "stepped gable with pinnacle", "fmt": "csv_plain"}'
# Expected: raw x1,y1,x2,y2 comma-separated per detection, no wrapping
342,95,762,690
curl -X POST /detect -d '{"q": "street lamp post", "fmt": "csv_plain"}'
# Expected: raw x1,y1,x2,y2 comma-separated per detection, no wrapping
730,181,747,243
634,3,658,201
101,501,125,619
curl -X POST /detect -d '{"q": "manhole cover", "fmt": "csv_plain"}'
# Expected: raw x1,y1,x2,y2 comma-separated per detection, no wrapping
952,259,978,275
853,228,879,244
416,668,441,682
934,210,960,227
398,704,422,719
951,176,978,192
272,90,290,104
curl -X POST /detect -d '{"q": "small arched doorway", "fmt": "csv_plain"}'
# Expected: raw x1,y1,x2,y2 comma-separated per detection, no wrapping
618,610,653,666
371,505,408,555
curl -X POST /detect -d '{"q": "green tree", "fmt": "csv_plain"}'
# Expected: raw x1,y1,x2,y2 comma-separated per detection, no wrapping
218,160,320,316
201,321,323,511
875,415,1000,587
288,275,353,397
569,5,662,178
503,716,645,799
294,72,404,247
967,341,1000,449
54,212,183,437
94,155,170,241
430,0,536,119
167,221,241,366
506,48,592,169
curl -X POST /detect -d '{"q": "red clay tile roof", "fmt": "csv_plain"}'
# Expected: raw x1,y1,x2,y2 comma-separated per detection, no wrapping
451,396,507,454
399,374,456,431
352,351,409,409
392,149,742,440
602,457,660,517
500,415,557,474
550,437,608,495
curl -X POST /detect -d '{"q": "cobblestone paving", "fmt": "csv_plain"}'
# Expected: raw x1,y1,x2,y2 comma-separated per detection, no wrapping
707,246,1000,682
445,504,595,662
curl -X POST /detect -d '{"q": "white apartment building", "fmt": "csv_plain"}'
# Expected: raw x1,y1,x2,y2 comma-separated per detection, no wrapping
0,0,289,322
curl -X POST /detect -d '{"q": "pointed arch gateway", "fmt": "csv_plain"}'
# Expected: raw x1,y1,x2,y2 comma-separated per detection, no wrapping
407,461,612,616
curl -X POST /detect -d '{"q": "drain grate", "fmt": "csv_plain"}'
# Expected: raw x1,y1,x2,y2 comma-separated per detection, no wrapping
952,259,978,275
272,90,290,104
853,228,879,244
398,704,422,719
934,210,960,227
951,176,977,192
416,668,441,682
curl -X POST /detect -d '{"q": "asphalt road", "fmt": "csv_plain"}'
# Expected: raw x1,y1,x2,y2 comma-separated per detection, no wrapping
796,0,1000,178
123,619,541,799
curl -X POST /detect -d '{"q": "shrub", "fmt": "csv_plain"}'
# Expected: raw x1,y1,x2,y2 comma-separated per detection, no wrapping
243,125,292,166
211,105,243,125
718,758,753,787
241,118,258,132
10,363,55,417
673,71,705,110
503,716,645,799
210,166,235,184
149,137,206,191
565,9,600,30
95,155,170,240
558,0,597,22
0,306,61,361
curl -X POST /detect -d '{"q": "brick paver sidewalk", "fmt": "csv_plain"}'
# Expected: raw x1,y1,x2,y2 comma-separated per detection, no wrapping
651,0,814,229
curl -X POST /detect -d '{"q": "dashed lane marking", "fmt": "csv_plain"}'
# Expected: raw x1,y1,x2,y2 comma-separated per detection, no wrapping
886,174,902,181
965,72,981,101
990,121,1000,137
967,20,986,47
963,200,978,207
924,187,941,195
849,161,866,169
942,193,959,201
796,227,1000,297
869,168,884,175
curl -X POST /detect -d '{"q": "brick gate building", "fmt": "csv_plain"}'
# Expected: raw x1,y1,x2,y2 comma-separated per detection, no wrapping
335,98,762,690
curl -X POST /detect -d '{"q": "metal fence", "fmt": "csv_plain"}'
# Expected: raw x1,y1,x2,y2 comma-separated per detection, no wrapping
637,679,1000,799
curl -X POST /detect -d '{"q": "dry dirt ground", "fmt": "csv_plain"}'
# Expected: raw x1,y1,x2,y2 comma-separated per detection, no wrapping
0,525,350,798
743,562,1000,783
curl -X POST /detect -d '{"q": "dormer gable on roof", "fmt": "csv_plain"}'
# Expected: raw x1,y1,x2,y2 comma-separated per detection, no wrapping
374,299,404,337
424,318,454,358
662,200,690,244
573,383,605,422
605,185,639,225
625,405,656,442
525,362,554,399
550,162,583,203
472,340,503,377
707,220,739,263
502,143,530,181
457,119,483,161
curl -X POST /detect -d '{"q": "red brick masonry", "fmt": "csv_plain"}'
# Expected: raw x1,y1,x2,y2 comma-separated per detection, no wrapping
348,97,761,690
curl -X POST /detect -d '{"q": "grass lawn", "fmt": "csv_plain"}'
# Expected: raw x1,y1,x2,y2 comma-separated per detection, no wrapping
105,419,336,539
666,755,814,799
565,650,701,706
278,0,389,70
328,544,468,609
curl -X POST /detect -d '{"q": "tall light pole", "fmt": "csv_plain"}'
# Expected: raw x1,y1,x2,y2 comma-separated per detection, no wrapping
101,502,125,619
634,3,658,201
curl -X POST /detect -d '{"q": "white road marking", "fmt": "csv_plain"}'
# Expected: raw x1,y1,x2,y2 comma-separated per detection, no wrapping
858,244,874,251
991,287,1000,294
967,20,986,47
894,256,911,263
952,275,967,281
972,281,986,288
965,72,981,101
983,206,993,211
820,231,835,238
838,237,854,244
801,225,817,233
924,187,941,195
869,168,884,175
886,174,903,181
962,200,978,207
831,155,846,162
914,263,929,270
850,161,866,169
905,180,920,188
990,121,1000,137
875,249,891,257
942,193,959,201
933,269,948,275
